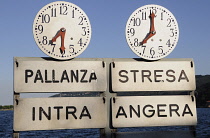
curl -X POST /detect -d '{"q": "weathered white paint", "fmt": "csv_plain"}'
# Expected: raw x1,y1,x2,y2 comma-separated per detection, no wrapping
14,97,107,131
14,57,106,92
111,59,195,91
112,95,197,128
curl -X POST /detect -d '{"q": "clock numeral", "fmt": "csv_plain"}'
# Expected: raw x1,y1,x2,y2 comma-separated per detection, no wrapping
72,9,75,18
170,28,175,37
161,12,164,20
150,9,157,16
142,12,147,20
129,28,135,36
60,6,68,15
42,14,50,23
78,38,83,46
134,38,140,47
150,47,155,57
167,18,171,27
37,25,43,34
158,46,163,54
51,43,56,53
82,27,87,36
166,39,171,47
141,45,146,54
78,16,83,25
42,36,48,45
51,8,57,17
130,17,141,26
69,45,74,53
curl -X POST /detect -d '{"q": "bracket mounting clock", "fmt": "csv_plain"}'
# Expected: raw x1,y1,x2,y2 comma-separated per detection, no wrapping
33,1,91,60
125,4,179,60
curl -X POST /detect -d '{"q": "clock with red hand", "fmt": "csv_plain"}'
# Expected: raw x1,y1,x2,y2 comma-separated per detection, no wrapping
33,1,91,60
126,4,179,60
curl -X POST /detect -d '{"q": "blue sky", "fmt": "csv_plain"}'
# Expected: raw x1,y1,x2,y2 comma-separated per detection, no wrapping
0,0,210,105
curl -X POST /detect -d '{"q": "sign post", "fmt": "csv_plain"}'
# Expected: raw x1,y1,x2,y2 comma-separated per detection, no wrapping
13,58,197,137
13,57,108,137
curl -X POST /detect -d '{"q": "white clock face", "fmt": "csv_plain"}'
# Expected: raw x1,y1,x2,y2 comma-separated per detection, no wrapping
33,1,91,60
126,4,179,60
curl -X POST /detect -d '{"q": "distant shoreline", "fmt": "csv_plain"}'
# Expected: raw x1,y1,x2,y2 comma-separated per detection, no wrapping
0,109,13,111
0,105,13,111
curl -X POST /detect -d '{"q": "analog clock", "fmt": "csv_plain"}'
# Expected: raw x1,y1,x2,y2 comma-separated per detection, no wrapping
125,4,179,60
33,1,91,60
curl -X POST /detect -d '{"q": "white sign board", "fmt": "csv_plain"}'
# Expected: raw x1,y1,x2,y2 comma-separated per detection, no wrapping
111,95,197,128
14,97,107,131
111,59,195,91
14,57,106,92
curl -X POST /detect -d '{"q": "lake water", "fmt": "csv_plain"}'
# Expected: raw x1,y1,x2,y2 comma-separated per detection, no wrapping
0,108,210,137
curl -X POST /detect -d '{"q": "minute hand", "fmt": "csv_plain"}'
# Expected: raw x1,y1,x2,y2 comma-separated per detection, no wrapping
142,12,156,44
51,28,66,54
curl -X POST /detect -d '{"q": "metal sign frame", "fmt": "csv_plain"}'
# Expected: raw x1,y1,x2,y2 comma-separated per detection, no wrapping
111,58,196,92
13,57,197,138
111,95,197,128
14,97,107,131
14,57,107,93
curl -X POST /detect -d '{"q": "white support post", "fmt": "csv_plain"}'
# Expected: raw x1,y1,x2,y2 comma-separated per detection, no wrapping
13,93,20,138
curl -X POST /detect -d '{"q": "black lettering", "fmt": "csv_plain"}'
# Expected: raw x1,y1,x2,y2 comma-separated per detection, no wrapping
182,104,193,116
166,70,176,82
39,107,51,120
32,107,35,121
178,70,189,82
130,105,140,118
34,70,44,83
79,106,91,119
119,70,128,83
52,70,59,83
169,104,180,117
71,70,79,82
66,106,77,119
154,70,163,82
54,106,63,120
25,69,33,83
60,70,70,83
142,70,152,82
157,104,167,117
80,70,88,83
89,72,97,82
45,70,52,83
116,106,127,118
130,70,139,82
143,105,155,117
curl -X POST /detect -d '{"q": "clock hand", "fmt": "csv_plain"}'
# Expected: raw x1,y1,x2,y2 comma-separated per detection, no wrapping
142,12,156,44
51,28,66,54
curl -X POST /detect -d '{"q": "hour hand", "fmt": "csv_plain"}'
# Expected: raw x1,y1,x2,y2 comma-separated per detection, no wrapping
51,28,66,54
141,12,156,45
142,31,156,44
